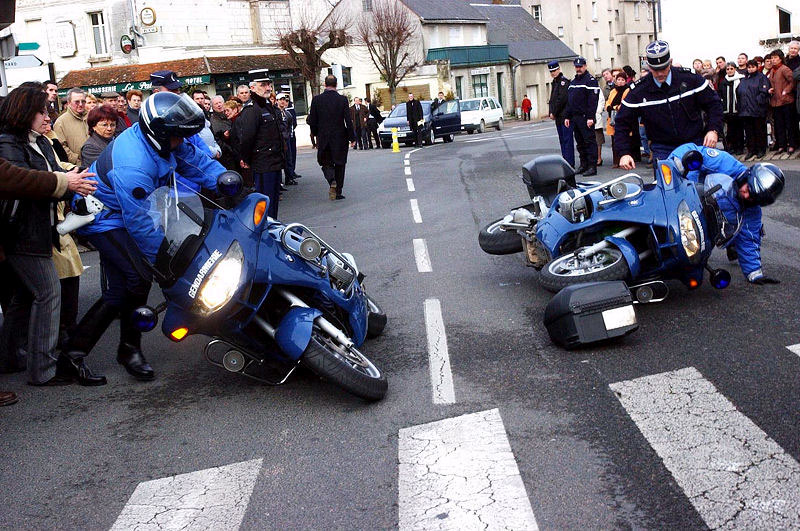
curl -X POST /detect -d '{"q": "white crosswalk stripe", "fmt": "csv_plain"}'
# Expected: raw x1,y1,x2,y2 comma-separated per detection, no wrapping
398,409,539,530
611,367,800,529
787,344,800,358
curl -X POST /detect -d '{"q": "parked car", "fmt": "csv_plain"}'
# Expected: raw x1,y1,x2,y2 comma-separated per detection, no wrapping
461,97,504,133
378,100,461,147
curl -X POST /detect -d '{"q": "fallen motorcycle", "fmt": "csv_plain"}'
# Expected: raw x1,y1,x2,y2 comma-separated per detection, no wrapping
479,151,738,302
131,174,388,401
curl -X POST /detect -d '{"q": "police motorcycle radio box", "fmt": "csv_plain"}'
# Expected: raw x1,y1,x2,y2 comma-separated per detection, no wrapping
543,281,638,349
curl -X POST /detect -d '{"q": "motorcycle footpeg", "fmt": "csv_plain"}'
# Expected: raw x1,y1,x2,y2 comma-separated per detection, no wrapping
629,280,669,304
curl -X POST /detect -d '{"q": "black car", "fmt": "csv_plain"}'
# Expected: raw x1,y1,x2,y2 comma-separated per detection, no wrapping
378,100,461,147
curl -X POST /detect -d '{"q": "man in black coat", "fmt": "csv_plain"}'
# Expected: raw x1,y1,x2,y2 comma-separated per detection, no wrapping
406,93,424,147
548,60,574,167
236,69,285,218
307,75,355,200
367,98,383,149
564,56,600,176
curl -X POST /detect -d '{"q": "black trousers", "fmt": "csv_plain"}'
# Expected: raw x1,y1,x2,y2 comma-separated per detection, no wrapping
573,119,597,169
318,145,346,194
742,116,768,155
772,104,798,149
410,124,423,147
723,115,744,152
59,275,80,349
367,119,380,148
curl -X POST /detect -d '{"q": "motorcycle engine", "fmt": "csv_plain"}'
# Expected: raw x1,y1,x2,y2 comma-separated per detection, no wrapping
327,254,355,291
558,190,588,223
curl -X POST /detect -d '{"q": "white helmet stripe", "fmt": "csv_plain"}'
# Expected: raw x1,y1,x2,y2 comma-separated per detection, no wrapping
145,94,158,122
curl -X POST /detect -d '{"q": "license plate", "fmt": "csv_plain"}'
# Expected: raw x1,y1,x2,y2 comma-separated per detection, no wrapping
601,305,636,330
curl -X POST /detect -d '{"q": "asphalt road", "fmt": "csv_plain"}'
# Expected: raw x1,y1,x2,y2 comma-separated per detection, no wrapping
1,121,799,530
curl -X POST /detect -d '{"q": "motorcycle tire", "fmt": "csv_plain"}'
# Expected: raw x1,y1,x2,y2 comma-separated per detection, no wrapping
366,295,387,339
538,247,629,293
301,329,387,401
478,218,523,255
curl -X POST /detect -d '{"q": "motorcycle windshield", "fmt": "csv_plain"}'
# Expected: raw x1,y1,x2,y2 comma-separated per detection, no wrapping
146,183,205,263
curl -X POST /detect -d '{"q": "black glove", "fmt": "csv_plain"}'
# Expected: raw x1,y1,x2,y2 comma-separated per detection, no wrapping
751,276,780,285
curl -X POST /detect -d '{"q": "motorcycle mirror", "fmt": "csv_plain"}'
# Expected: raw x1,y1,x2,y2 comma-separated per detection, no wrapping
217,171,244,197
710,268,731,289
132,306,159,332
681,150,703,173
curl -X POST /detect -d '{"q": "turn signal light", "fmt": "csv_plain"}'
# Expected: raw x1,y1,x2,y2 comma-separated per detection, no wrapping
661,164,672,186
253,200,267,226
688,278,699,289
170,327,189,341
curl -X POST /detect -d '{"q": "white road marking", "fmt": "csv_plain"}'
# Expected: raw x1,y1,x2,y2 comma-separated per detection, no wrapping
82,265,91,270
111,458,263,531
406,178,415,192
404,159,410,166
464,131,553,143
409,199,422,223
610,367,800,529
413,238,432,273
409,148,422,156
423,298,455,404
404,166,411,175
405,152,411,159
787,344,800,357
398,409,539,530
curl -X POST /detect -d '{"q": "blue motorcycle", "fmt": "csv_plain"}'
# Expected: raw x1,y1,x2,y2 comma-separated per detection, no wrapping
479,151,739,302
134,178,388,401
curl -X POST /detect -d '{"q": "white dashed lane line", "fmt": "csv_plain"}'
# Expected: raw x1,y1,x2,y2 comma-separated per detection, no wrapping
409,199,422,223
111,459,263,530
412,238,432,273
423,298,455,404
398,409,539,529
404,166,411,175
406,178,415,192
611,367,800,529
787,344,800,357
404,159,410,166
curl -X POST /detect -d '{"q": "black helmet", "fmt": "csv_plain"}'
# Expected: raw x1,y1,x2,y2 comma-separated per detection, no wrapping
139,92,205,157
742,163,785,206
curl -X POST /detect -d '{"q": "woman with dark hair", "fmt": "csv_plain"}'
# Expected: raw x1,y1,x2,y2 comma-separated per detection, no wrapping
80,105,118,167
0,86,103,386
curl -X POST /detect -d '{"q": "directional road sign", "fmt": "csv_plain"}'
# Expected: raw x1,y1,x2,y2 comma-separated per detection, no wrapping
4,54,43,69
18,42,39,51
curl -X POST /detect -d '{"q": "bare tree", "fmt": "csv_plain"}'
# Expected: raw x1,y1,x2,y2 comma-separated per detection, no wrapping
357,0,419,106
277,11,349,96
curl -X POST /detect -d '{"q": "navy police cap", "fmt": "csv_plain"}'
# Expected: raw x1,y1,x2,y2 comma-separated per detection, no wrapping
248,69,271,83
645,40,672,70
547,60,560,71
573,57,587,67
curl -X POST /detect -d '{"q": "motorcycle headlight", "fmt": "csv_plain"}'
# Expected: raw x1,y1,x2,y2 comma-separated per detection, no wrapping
678,201,701,261
197,241,243,314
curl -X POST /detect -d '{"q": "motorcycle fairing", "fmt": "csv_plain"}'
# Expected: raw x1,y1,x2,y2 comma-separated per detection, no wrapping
605,236,640,277
274,306,323,360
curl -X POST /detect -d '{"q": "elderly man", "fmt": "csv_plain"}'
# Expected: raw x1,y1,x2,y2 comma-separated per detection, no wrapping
236,84,251,103
53,88,90,165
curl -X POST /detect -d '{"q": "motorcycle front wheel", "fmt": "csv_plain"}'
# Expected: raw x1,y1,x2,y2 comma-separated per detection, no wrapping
302,328,387,401
538,247,629,293
478,218,524,255
365,295,387,339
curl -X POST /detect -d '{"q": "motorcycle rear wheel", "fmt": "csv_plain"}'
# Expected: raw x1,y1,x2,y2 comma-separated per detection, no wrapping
302,328,387,401
478,218,524,255
538,247,629,293
366,295,387,339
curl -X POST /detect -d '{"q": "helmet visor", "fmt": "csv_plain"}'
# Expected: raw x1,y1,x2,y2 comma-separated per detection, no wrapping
149,93,205,135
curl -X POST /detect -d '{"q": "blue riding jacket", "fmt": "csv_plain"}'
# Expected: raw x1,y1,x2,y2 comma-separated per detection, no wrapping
668,143,763,280
78,123,225,262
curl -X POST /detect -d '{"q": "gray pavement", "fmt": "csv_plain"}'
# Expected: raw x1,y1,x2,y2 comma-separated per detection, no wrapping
1,121,799,529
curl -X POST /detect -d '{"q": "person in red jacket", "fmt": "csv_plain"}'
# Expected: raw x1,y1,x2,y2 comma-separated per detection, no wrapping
521,95,532,120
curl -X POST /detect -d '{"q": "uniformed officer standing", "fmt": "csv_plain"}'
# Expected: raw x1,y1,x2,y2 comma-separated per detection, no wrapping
547,60,574,167
236,69,285,219
564,57,600,176
615,40,723,170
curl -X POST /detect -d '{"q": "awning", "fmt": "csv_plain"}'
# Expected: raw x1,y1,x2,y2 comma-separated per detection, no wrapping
57,53,309,95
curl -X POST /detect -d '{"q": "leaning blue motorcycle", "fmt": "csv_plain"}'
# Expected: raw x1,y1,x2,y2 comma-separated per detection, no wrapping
134,179,388,401
479,151,739,302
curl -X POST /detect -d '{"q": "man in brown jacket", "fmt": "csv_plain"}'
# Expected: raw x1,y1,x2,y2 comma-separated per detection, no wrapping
53,88,90,165
0,159,95,406
350,97,370,150
767,49,798,156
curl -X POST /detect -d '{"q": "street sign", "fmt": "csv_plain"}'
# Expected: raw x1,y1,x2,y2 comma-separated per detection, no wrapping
4,54,43,69
17,42,39,51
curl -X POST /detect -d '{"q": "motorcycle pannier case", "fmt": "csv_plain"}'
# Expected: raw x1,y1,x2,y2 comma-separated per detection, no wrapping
543,281,638,349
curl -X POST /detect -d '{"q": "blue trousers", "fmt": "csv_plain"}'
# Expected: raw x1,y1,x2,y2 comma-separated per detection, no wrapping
255,171,281,219
556,122,575,167
284,137,297,182
89,229,151,307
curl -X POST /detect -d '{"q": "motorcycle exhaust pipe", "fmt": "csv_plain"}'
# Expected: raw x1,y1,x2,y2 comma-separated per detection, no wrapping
578,227,638,259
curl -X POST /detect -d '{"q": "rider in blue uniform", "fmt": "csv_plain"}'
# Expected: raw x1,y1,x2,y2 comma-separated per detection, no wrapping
62,92,227,385
669,143,785,285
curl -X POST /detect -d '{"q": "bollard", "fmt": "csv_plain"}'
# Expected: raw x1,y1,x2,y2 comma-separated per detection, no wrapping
392,127,400,153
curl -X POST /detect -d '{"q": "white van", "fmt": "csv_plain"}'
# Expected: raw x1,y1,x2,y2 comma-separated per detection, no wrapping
461,97,504,133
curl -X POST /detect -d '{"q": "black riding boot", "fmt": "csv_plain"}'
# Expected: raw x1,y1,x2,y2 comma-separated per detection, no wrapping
117,297,155,381
62,298,116,386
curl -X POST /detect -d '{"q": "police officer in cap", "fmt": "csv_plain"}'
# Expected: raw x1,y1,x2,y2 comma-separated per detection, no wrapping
615,40,723,170
548,60,574,167
564,57,600,176
236,68,285,219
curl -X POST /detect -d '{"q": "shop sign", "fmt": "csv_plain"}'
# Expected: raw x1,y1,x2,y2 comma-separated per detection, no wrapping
470,66,491,75
140,7,156,26
120,35,134,54
52,21,77,57
58,74,211,96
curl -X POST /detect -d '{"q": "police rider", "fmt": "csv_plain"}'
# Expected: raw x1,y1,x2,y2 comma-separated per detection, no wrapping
548,60,574,168
564,56,600,176
615,41,724,170
670,142,784,285
62,92,228,384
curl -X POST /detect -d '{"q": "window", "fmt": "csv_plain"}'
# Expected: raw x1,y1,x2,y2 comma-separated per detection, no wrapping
617,43,622,55
473,26,481,44
633,2,640,20
89,11,108,55
362,0,372,11
496,72,503,107
558,26,564,37
532,4,542,21
610,57,614,68
593,38,600,60
592,1,598,20
615,9,620,20
429,26,440,48
472,74,488,98
449,26,463,46
779,7,792,34
609,21,613,40
342,66,352,87
577,3,581,18
455,76,463,99
580,43,584,56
